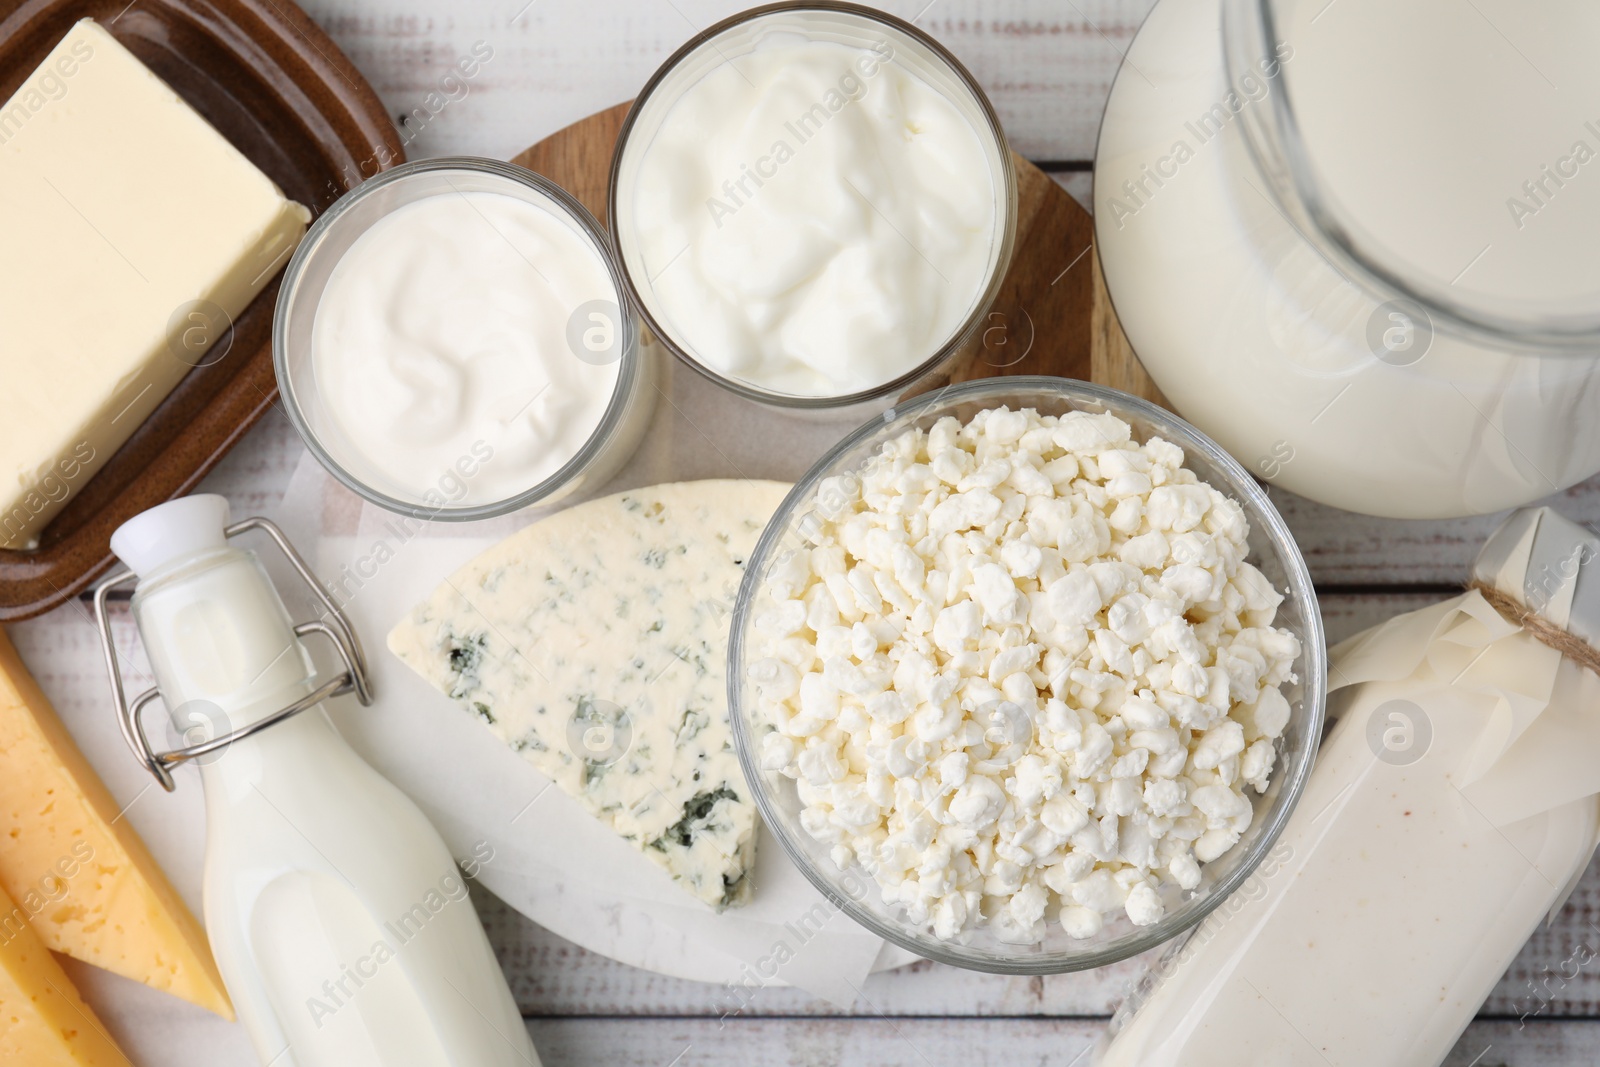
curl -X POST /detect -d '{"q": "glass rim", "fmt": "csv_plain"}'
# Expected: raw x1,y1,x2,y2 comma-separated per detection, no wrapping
607,0,1020,409
272,156,642,521
1222,0,1600,353
727,375,1329,973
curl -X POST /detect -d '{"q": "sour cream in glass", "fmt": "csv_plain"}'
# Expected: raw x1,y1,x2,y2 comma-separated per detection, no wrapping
310,187,619,505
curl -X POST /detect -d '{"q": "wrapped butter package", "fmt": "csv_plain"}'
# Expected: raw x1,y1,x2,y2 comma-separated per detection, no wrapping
1097,506,1600,1067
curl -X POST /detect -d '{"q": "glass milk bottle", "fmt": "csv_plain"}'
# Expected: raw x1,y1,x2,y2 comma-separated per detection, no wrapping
1095,0,1600,518
94,494,539,1067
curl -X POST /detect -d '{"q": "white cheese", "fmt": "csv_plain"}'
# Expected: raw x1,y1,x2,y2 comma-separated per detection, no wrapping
0,20,311,548
388,480,790,909
748,407,1302,940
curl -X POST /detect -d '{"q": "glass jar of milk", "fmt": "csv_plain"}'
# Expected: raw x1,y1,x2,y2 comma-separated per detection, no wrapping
1096,0,1600,518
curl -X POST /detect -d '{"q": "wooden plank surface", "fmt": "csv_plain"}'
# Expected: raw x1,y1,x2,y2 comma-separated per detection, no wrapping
515,1018,1593,1066
474,854,1600,1022
188,410,1600,589
298,0,1158,164
12,0,1600,1061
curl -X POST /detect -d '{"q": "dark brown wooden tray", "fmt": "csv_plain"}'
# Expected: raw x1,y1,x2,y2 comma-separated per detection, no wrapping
0,0,403,620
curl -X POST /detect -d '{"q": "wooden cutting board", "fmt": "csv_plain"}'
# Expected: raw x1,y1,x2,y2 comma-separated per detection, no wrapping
510,101,1165,404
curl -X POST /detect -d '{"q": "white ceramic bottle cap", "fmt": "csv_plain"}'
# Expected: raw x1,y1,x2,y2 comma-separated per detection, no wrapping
110,494,232,579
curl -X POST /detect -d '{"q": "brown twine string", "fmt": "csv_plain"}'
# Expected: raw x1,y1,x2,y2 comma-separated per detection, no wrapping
1467,581,1600,677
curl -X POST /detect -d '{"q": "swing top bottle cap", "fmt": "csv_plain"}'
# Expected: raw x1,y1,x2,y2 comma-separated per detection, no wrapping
111,494,230,580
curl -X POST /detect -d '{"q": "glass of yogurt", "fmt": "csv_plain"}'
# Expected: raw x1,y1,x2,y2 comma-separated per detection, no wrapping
609,1,1018,409
274,158,654,519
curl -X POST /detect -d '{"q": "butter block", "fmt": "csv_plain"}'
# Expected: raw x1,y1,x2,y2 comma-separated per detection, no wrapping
0,628,234,1019
0,883,132,1067
0,19,311,548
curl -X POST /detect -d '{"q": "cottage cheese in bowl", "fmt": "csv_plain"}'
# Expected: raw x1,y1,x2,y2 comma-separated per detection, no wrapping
729,378,1325,972
611,4,1016,405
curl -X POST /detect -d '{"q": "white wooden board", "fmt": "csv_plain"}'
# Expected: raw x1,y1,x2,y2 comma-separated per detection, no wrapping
9,0,1600,1061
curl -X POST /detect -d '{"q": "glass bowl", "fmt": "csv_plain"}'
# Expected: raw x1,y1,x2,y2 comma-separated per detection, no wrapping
273,157,654,520
728,376,1327,973
608,1,1018,410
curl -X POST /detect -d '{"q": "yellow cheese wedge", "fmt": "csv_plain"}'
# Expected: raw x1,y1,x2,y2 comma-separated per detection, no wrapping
0,628,233,1019
0,883,132,1066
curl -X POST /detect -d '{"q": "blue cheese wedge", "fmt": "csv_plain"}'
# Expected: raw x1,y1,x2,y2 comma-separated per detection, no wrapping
388,480,790,909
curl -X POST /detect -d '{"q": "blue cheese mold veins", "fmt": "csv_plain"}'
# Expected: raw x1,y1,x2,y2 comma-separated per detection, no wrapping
387,479,791,909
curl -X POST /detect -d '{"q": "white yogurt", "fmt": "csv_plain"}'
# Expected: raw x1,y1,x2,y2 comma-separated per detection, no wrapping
311,188,621,506
617,17,1007,398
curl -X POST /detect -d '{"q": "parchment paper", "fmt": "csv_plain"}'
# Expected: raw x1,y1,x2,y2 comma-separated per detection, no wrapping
1327,507,1600,834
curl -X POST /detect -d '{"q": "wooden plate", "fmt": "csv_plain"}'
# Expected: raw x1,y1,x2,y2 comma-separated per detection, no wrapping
0,0,403,620
511,101,1163,403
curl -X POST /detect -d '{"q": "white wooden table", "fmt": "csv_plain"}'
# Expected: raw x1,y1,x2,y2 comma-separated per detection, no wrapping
14,1,1600,1063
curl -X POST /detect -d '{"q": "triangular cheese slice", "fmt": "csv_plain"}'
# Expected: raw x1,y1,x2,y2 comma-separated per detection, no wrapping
389,480,789,909
0,628,233,1019
0,882,132,1066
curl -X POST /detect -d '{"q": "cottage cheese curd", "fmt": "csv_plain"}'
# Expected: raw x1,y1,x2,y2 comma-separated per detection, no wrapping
749,406,1301,940
614,13,1009,398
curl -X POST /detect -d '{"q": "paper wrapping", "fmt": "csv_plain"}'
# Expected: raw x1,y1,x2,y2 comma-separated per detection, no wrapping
1329,507,1600,833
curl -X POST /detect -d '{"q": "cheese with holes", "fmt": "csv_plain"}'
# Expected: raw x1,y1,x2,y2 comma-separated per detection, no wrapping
0,19,310,548
389,480,790,908
0,883,131,1067
0,628,233,1018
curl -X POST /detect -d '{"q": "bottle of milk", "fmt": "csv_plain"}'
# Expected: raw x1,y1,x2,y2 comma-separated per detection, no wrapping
1096,506,1600,1066
99,494,540,1067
